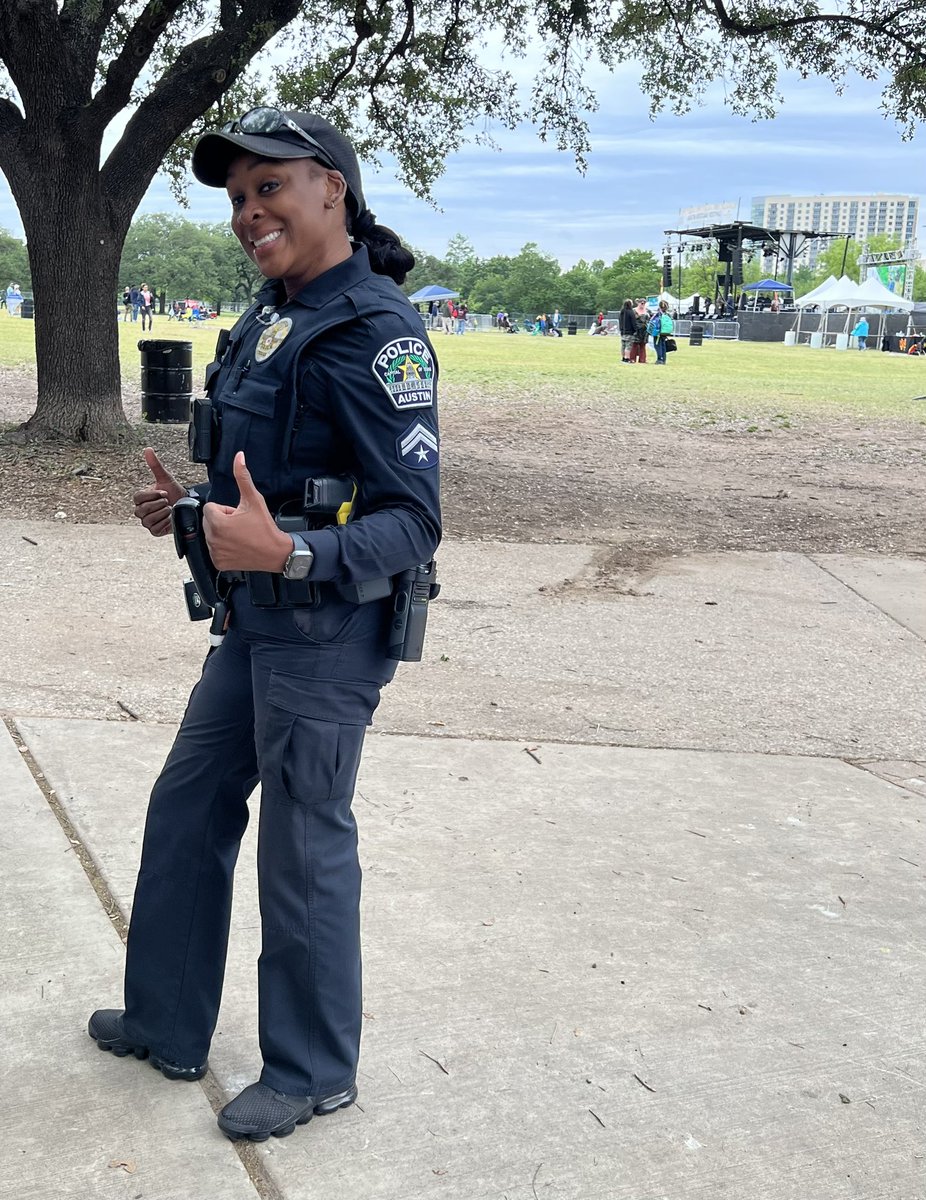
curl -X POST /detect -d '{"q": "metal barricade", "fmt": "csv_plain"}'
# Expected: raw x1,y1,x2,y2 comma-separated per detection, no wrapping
672,319,738,341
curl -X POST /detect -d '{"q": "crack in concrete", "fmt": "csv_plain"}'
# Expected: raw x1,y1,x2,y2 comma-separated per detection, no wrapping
2,715,284,1200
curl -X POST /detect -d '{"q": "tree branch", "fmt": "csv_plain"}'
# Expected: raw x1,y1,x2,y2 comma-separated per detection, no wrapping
709,0,922,53
0,0,61,100
99,0,301,221
317,1,375,102
369,0,416,87
59,0,127,35
439,0,464,69
89,0,191,127
0,95,26,181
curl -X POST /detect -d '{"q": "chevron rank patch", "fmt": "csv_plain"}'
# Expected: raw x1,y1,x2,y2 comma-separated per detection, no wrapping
372,336,436,409
396,420,439,470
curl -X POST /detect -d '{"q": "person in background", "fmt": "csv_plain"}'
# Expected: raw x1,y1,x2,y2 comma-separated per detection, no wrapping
650,298,674,365
627,298,649,364
618,298,636,364
122,287,132,321
849,315,869,350
6,281,23,317
139,283,154,331
87,107,440,1145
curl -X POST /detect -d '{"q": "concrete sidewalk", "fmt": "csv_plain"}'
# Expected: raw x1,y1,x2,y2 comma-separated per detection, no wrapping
0,724,254,1200
1,532,924,1199
1,523,924,762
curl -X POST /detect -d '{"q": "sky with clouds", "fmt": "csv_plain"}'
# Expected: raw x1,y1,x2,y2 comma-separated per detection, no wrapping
1,64,924,269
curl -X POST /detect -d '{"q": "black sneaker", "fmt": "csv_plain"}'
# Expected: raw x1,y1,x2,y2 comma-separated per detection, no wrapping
88,1009,207,1082
218,1081,358,1142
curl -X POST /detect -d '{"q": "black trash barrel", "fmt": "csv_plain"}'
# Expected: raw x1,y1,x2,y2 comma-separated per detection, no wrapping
567,319,578,336
689,323,703,347
20,299,34,319
139,339,193,423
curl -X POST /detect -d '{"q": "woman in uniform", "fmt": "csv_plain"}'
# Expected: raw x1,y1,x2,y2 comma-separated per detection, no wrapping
88,110,441,1143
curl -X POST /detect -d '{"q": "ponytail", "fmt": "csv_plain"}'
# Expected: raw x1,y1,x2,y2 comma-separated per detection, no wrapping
350,208,415,285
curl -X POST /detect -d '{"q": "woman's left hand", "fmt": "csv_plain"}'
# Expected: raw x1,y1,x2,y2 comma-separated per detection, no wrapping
203,452,293,572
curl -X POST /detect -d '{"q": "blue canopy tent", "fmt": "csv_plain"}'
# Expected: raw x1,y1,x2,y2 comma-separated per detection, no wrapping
741,279,794,292
741,278,794,313
407,284,460,303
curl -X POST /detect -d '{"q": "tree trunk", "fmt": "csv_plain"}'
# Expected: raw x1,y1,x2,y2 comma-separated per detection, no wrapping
17,158,130,443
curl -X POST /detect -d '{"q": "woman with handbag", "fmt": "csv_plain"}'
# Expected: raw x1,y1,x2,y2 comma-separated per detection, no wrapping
650,299,674,365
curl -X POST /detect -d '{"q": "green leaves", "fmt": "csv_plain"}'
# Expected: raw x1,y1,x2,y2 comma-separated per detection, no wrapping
0,225,30,289
402,235,663,316
118,213,261,302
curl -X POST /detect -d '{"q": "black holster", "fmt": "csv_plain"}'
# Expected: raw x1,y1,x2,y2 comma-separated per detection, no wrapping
171,497,219,621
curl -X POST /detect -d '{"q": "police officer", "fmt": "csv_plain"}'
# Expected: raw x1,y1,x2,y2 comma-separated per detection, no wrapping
88,110,441,1142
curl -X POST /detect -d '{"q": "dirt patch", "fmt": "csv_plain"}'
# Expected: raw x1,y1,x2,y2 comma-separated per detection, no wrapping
2,371,924,586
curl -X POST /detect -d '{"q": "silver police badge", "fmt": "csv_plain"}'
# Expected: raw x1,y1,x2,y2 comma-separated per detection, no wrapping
255,317,293,363
372,336,435,410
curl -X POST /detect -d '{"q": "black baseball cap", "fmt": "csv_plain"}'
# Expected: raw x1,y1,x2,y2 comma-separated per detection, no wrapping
192,110,366,217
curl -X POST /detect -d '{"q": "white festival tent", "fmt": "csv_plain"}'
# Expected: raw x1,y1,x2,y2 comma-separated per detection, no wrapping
793,275,837,308
798,274,865,309
848,276,915,348
854,275,914,312
792,272,913,346
792,275,866,343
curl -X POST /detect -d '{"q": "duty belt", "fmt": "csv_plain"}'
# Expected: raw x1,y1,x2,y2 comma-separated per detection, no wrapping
218,569,318,608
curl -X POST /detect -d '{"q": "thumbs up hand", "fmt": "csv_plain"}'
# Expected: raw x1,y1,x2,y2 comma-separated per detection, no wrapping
203,451,293,571
133,447,187,537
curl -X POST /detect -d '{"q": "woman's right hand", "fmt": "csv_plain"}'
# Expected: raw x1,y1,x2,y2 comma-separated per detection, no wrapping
133,447,186,537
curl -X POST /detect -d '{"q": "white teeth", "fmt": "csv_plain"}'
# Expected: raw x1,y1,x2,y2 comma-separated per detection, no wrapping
253,230,281,248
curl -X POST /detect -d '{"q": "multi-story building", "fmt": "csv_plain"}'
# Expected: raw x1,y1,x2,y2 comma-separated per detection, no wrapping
750,193,919,264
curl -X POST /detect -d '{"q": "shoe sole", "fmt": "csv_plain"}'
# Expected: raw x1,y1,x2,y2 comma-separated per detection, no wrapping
90,1030,207,1081
219,1084,358,1142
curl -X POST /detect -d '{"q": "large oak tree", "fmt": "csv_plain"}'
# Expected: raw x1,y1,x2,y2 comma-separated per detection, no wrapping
1,0,922,441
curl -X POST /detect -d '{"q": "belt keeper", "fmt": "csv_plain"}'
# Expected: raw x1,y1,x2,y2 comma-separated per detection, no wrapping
241,572,319,608
246,571,279,606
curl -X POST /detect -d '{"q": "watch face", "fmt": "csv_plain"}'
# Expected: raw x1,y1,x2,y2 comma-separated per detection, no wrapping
284,550,313,581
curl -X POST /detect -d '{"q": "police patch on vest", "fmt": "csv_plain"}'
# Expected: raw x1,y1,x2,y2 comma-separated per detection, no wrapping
255,317,293,363
372,337,435,409
396,420,439,470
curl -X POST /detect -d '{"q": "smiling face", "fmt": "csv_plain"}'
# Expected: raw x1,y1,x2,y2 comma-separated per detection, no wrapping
226,154,352,297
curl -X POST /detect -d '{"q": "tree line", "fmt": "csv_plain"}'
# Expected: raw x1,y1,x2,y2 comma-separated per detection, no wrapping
127,223,926,314
3,220,922,317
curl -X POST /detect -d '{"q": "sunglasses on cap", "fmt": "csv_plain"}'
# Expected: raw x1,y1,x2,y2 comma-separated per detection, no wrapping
221,107,335,168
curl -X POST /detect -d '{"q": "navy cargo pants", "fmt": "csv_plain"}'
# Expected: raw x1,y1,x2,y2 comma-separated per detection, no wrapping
122,584,394,1096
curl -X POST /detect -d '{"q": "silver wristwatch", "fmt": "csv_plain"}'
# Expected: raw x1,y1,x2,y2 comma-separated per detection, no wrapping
282,534,314,581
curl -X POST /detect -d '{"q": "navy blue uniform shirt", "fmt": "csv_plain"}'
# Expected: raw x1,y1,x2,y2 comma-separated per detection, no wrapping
206,245,441,584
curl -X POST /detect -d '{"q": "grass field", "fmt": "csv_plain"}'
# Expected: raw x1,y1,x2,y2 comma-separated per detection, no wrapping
2,310,925,425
